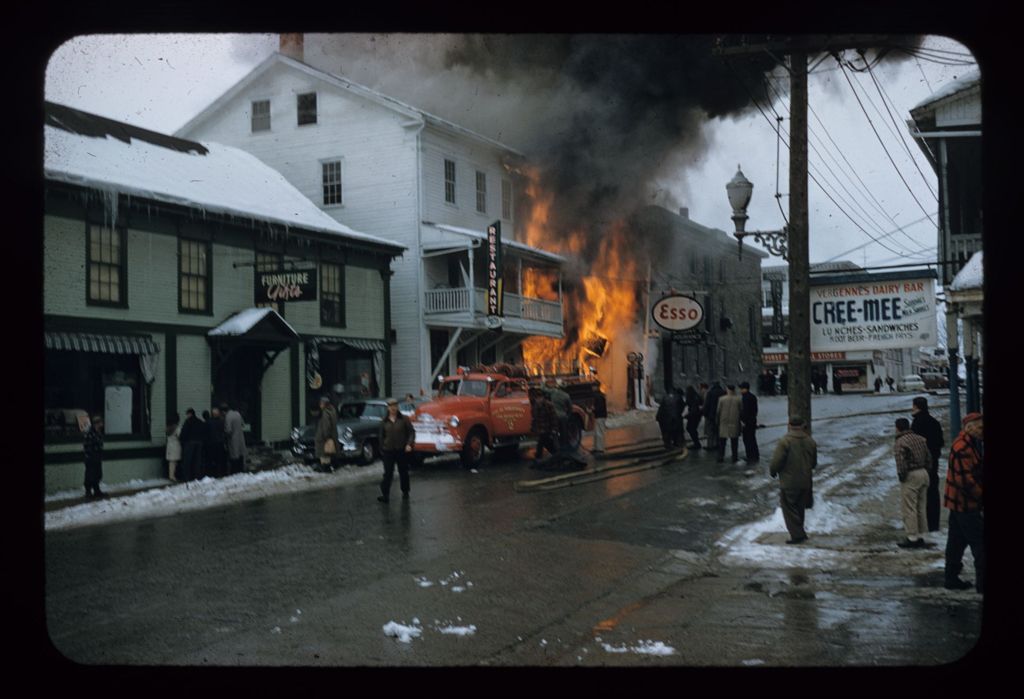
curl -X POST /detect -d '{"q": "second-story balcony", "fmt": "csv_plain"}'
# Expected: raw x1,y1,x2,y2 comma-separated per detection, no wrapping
420,221,566,339
424,286,563,336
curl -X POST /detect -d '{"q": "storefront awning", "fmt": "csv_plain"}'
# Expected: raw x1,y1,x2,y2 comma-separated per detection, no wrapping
44,331,159,355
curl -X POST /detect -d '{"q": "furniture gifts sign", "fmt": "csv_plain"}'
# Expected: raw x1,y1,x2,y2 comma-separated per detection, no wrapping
810,276,937,352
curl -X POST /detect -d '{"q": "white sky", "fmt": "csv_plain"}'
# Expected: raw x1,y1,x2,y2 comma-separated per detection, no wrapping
43,33,978,269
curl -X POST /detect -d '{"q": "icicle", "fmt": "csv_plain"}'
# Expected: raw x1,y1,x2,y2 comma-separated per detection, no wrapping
102,187,118,232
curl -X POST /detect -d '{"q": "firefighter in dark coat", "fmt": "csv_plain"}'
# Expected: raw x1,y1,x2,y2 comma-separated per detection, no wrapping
83,414,105,498
911,396,944,532
179,408,205,482
739,381,760,463
530,387,560,466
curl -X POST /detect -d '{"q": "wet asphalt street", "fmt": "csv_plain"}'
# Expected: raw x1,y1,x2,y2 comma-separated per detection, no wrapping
44,397,985,671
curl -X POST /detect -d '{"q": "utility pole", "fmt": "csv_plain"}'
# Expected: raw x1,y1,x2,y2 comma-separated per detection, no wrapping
787,50,811,429
714,35,904,430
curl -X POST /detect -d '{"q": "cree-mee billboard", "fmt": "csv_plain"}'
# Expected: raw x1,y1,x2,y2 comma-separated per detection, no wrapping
810,276,937,352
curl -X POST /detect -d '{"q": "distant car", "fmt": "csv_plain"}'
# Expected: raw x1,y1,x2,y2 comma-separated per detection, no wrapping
290,399,392,465
897,374,927,393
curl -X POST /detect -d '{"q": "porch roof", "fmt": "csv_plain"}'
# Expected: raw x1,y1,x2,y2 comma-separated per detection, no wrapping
421,222,566,265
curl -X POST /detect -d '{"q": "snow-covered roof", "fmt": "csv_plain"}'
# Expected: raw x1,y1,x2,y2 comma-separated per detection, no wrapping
207,308,298,338
912,69,981,112
45,105,405,253
949,251,983,291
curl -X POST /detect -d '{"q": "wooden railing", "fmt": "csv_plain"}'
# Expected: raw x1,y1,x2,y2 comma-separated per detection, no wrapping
424,288,562,326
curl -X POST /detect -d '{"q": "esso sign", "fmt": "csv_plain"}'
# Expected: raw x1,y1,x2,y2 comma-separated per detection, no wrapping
652,295,704,331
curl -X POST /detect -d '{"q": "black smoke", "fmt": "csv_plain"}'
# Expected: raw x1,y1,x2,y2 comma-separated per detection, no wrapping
279,33,922,265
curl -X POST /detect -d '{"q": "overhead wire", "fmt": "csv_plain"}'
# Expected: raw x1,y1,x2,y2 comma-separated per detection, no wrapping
763,73,928,254
836,54,939,229
862,52,939,201
724,57,907,257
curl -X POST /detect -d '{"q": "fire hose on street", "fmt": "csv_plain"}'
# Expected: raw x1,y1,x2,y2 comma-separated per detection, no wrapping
513,444,687,493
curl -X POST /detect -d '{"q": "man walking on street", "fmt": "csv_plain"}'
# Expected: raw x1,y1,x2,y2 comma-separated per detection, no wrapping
769,416,817,544
378,398,415,503
943,412,984,593
739,381,760,463
893,418,932,549
911,397,944,532
716,384,742,463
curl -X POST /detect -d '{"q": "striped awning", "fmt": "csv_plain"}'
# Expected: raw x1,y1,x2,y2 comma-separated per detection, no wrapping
44,331,159,355
306,336,385,352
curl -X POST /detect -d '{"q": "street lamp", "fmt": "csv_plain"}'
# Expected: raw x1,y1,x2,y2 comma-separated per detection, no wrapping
726,166,789,260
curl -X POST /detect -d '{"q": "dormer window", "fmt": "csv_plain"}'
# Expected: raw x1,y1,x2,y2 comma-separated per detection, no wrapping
297,92,317,126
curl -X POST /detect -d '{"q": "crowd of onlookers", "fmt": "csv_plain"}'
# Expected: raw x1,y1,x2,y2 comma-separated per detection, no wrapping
164,404,248,482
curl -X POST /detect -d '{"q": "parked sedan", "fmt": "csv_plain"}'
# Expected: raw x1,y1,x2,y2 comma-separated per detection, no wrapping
290,399,392,465
897,374,927,393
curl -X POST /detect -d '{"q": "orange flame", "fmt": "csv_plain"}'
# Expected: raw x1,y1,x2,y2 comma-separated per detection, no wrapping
520,170,643,393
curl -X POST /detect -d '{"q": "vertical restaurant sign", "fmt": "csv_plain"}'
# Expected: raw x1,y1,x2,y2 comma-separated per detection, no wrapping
810,276,936,352
487,221,504,317
255,268,317,303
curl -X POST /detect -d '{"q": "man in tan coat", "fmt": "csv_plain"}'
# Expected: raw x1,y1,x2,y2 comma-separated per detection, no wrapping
314,395,339,473
769,416,818,544
716,384,742,463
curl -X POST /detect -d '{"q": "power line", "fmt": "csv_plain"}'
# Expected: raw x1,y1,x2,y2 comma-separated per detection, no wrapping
822,213,936,262
764,75,930,253
863,53,939,201
724,57,909,258
837,56,938,228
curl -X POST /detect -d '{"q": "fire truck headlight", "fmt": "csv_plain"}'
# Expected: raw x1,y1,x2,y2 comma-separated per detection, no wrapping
448,416,460,428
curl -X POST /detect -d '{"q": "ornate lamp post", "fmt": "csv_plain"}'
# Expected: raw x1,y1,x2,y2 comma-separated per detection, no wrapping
726,166,789,260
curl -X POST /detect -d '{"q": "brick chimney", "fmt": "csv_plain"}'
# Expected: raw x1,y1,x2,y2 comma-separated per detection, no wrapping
280,33,304,62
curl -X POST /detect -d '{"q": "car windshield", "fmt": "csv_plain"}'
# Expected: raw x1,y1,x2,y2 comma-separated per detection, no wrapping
361,403,388,419
439,379,489,397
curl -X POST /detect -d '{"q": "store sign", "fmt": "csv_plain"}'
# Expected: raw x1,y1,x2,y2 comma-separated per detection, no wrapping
255,269,317,303
763,351,848,364
810,277,937,352
487,221,504,317
652,295,704,331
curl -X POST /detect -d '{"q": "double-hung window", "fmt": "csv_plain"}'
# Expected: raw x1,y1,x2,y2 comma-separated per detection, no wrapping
87,223,126,306
501,179,512,220
251,99,271,132
320,262,345,327
179,238,211,313
475,171,487,213
444,159,456,204
322,160,343,206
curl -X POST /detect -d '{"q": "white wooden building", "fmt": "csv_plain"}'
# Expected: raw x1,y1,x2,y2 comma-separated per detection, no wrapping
176,42,566,396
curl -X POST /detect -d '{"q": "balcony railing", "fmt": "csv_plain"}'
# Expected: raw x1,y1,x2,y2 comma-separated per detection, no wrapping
424,287,562,326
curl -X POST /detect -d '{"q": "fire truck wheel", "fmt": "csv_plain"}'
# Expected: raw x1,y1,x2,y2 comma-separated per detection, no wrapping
461,428,487,469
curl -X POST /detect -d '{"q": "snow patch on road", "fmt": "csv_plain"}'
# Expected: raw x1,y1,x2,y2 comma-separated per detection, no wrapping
601,640,676,656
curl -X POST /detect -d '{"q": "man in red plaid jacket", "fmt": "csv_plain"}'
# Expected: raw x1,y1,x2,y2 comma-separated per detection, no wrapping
943,412,984,592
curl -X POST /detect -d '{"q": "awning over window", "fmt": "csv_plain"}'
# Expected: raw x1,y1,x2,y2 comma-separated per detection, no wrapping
44,331,159,356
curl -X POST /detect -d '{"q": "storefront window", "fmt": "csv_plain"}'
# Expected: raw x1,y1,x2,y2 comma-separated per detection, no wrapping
44,350,149,441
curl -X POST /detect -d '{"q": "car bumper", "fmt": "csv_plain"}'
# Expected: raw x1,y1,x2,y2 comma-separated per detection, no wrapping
412,424,462,454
